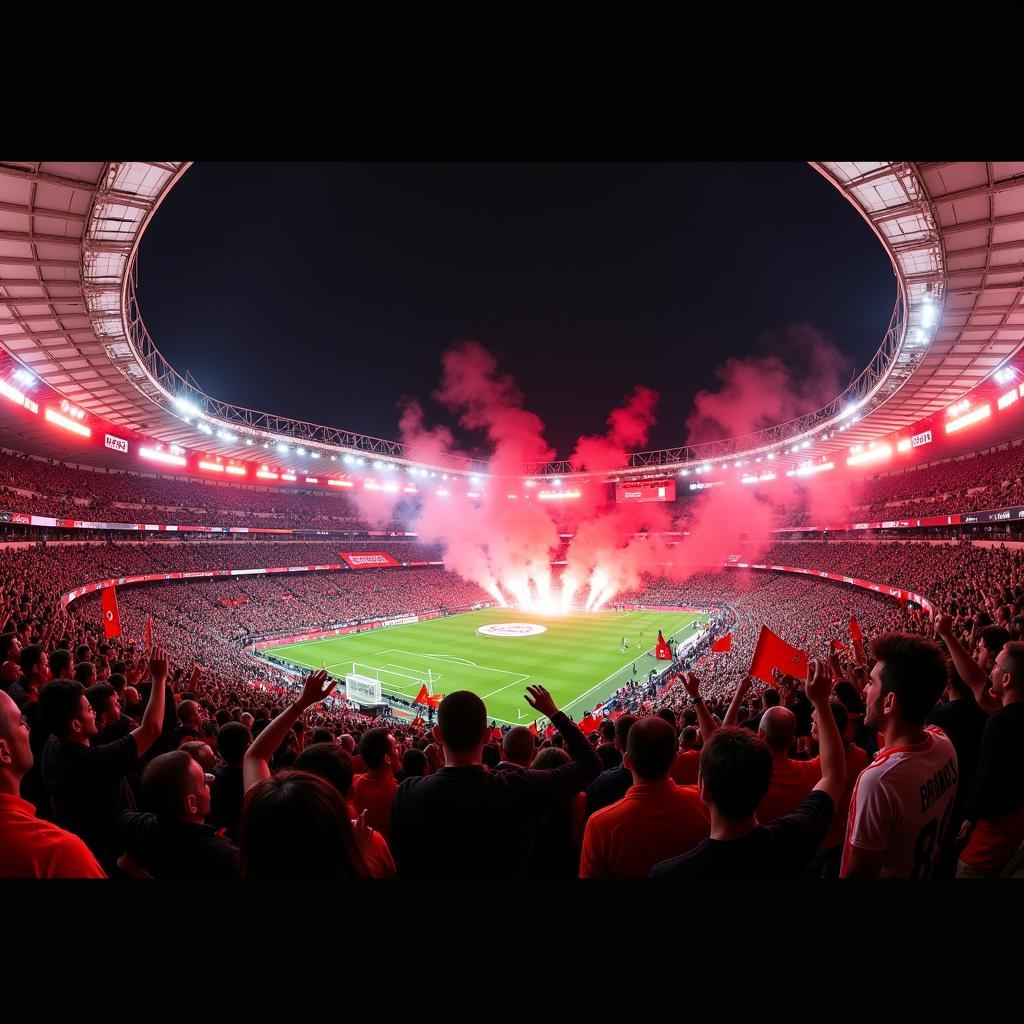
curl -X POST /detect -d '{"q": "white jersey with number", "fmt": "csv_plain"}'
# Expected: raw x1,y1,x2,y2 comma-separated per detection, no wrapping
841,726,958,879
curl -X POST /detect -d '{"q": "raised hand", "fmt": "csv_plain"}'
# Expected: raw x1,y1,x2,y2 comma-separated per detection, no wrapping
524,684,559,720
682,671,702,701
735,674,753,700
933,611,954,639
299,669,336,708
148,646,169,686
805,658,831,706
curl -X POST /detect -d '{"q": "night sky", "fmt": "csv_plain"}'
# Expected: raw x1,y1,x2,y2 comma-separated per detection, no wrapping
136,162,894,458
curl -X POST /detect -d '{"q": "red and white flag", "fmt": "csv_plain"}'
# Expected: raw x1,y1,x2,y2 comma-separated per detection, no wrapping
101,586,122,639
143,614,153,652
749,625,808,683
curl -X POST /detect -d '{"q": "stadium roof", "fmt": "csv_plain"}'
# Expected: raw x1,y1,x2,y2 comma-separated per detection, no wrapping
1,160,1022,479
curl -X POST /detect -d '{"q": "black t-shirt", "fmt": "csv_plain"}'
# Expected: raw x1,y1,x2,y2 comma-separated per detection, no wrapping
209,763,245,843
967,701,1024,821
927,697,988,800
649,790,834,878
41,733,138,866
117,813,238,878
585,763,632,818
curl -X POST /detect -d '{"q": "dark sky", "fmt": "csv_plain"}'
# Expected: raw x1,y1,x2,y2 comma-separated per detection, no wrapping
136,162,894,458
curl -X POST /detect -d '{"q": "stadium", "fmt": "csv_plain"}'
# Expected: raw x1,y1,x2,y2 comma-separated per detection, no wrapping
1,157,1023,887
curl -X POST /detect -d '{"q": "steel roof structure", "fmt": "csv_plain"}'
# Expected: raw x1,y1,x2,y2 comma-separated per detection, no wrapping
1,160,1023,480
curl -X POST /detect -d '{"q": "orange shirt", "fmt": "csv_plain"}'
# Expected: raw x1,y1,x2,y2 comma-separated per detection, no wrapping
757,757,821,825
805,744,869,848
670,749,700,786
580,779,709,879
353,772,398,840
0,793,106,878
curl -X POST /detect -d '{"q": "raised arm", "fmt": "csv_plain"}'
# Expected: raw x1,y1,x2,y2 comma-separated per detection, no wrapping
243,670,336,793
130,645,169,757
806,658,845,807
682,672,718,741
934,612,1000,714
722,674,753,729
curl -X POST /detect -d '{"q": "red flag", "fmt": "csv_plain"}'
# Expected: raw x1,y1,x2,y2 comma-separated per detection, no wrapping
749,625,808,684
143,614,153,652
101,586,121,639
655,631,673,660
850,615,866,665
578,716,601,735
544,723,556,739
711,633,732,653
414,683,430,704
491,727,503,742
529,722,538,738
425,692,443,709
830,638,847,654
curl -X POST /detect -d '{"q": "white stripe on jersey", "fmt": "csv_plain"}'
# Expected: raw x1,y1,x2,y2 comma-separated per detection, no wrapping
841,727,958,879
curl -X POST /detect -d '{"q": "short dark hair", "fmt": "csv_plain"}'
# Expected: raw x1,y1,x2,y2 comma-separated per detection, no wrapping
215,708,231,727
74,662,96,685
979,625,1011,656
437,691,487,752
656,708,677,732
74,644,91,663
532,746,569,770
85,682,116,715
699,727,773,819
871,633,947,726
600,719,616,743
217,722,252,764
614,714,637,749
762,688,780,708
0,633,18,662
311,728,335,745
49,648,72,679
19,644,45,678
626,716,677,781
400,748,427,778
38,679,86,738
142,751,195,819
828,700,849,737
681,726,698,748
294,743,355,797
482,743,500,769
107,673,126,696
358,727,394,770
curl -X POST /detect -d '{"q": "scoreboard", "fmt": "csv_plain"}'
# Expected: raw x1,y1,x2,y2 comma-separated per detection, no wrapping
615,479,676,503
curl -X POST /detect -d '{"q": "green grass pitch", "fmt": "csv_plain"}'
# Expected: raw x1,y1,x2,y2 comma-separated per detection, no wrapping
265,608,706,725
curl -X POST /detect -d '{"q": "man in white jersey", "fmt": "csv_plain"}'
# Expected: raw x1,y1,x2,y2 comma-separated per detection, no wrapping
841,633,957,878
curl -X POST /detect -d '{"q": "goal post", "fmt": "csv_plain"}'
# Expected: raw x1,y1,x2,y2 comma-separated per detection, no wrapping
344,673,382,706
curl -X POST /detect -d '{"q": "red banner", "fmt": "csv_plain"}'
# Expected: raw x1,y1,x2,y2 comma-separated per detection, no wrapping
101,586,121,638
338,551,401,569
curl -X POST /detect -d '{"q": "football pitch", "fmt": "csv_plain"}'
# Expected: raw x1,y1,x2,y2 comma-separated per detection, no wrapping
265,608,707,725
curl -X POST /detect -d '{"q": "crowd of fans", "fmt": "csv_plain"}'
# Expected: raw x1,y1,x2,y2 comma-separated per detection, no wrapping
0,519,1021,879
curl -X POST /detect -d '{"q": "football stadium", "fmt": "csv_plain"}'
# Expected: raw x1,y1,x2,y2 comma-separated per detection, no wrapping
1,156,1024,896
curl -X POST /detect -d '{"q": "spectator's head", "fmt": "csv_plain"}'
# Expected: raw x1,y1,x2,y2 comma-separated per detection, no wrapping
945,660,973,702
74,644,91,665
19,645,50,688
338,734,355,754
177,700,202,732
761,688,780,710
599,720,616,744
531,746,569,770
656,708,677,732
399,748,427,779
614,714,638,753
977,625,1011,671
680,726,699,751
990,639,1024,704
217,722,251,766
240,712,255,731
214,709,231,728
239,770,368,878
311,728,335,745
698,726,773,821
865,633,947,733
85,682,121,729
0,690,32,785
434,691,488,757
0,632,22,664
49,648,73,681
38,679,97,742
180,740,216,774
482,743,500,769
811,701,849,747
359,727,400,774
107,673,126,697
142,750,211,823
501,726,535,768
758,706,797,755
74,662,97,688
294,743,355,798
623,716,677,783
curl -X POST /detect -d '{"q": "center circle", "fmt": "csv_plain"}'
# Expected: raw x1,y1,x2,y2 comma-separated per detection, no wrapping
477,622,548,637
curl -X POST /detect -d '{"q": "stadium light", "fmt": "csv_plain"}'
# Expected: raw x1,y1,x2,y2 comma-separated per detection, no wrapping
306,477,318,484
198,460,224,473
140,447,186,467
327,479,352,487
45,407,91,438
277,443,289,453
847,445,892,467
311,452,319,459
766,453,774,460
256,470,279,480
245,439,253,446
226,465,246,476
998,388,1019,411
946,403,991,433
897,439,912,452
0,379,39,414
12,369,35,388
174,397,200,418
296,447,306,455
356,458,365,466
552,478,562,487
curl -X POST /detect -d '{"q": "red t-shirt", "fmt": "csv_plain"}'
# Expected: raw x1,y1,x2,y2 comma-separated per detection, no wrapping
961,807,1024,873
360,826,397,878
805,744,869,849
580,779,709,879
352,772,398,840
757,757,821,825
670,749,700,786
0,793,106,878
